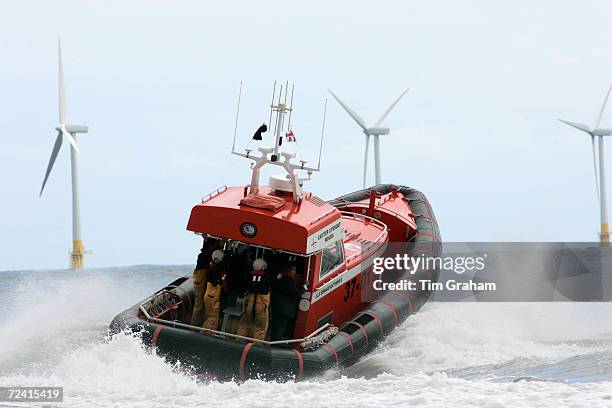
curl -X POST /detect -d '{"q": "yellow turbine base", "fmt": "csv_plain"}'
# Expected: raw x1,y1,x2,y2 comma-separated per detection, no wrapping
70,239,85,269
601,223,610,247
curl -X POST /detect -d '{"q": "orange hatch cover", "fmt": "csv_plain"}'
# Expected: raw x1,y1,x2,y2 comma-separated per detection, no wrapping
239,193,286,212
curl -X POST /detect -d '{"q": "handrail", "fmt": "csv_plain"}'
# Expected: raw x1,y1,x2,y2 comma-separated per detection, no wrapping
340,210,387,230
340,211,388,263
334,202,414,225
201,185,228,203
139,298,330,346
308,208,337,226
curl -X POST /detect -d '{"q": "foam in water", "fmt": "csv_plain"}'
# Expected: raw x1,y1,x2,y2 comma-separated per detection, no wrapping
1,267,611,407
345,303,612,378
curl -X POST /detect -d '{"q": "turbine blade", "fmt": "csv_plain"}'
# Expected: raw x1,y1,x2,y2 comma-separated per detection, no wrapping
595,84,612,129
62,128,79,153
558,119,592,134
363,134,370,188
328,89,368,131
39,132,63,196
591,135,600,202
375,88,409,127
58,37,66,124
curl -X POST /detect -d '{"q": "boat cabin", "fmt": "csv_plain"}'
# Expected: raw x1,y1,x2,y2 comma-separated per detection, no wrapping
186,180,390,341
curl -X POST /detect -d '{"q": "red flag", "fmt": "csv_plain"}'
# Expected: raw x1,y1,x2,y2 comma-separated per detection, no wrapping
285,130,296,142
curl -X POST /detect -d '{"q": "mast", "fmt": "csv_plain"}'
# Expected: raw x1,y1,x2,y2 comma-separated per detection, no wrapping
271,83,291,161
232,82,324,203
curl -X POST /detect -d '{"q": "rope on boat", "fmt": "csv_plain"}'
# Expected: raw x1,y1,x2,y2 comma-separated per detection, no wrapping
300,325,339,351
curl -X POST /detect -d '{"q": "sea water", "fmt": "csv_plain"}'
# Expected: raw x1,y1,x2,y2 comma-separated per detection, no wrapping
0,266,611,407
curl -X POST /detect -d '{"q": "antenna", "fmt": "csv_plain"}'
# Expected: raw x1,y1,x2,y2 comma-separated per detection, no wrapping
317,98,328,170
272,83,286,156
231,81,243,152
273,84,283,140
268,81,276,130
282,81,289,132
288,84,295,130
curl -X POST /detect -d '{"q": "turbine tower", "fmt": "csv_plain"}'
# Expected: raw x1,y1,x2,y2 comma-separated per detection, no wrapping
329,88,408,187
39,38,90,268
559,84,612,246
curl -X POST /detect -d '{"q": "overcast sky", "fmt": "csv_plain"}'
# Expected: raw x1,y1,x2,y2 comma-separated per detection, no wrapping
1,0,612,271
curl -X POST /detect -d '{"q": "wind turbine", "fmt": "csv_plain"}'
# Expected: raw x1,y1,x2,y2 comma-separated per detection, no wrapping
39,38,90,268
559,84,612,246
329,88,409,188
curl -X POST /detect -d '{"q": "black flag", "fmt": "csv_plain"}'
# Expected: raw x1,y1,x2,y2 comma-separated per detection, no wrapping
253,123,267,140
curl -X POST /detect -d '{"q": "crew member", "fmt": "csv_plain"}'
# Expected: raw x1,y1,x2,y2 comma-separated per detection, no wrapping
202,249,227,331
237,258,271,340
227,244,250,294
191,240,214,326
271,264,303,340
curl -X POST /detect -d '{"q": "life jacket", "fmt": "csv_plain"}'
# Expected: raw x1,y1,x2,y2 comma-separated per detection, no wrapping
247,269,270,295
208,264,226,287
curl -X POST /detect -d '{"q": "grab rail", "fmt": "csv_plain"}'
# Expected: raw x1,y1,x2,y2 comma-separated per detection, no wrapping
340,211,387,230
340,211,388,263
334,202,414,225
201,185,228,203
139,298,330,346
308,208,337,226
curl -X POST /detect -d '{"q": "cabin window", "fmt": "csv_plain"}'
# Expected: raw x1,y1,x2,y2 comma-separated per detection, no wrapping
320,240,344,278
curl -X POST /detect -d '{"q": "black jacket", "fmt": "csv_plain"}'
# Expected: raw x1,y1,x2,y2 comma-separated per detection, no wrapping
226,251,249,292
207,262,226,286
272,275,300,318
195,251,209,271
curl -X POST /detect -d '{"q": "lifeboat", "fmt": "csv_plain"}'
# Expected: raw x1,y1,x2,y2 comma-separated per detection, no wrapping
109,86,441,381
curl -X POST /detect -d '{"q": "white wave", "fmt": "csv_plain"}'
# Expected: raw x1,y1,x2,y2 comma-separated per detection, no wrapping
1,332,610,408
345,302,612,377
1,268,611,407
0,331,198,407
0,269,174,372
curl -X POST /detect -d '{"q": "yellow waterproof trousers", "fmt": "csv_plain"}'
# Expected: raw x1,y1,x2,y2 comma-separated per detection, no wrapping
202,282,222,331
236,292,270,340
191,268,208,326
